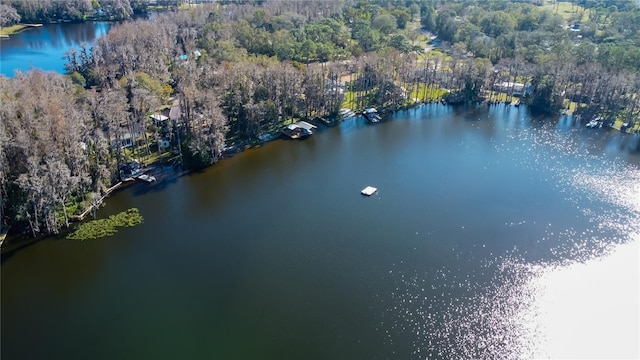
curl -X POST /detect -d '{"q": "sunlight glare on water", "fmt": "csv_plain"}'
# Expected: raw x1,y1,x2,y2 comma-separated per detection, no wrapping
382,121,640,359
525,237,639,359
526,133,640,358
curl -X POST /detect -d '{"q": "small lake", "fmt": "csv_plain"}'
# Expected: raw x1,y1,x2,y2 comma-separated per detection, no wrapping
1,105,639,359
0,22,110,77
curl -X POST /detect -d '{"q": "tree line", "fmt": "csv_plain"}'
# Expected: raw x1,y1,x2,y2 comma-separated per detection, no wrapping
0,0,154,26
2,0,640,237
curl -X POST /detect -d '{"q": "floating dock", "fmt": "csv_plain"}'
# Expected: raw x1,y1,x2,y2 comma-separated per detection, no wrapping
361,186,378,196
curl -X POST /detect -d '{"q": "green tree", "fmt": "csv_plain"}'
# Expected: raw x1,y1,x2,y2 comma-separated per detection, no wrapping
372,13,397,35
389,33,412,52
480,11,516,38
526,73,563,115
352,20,381,52
299,39,317,63
392,9,411,30
420,4,436,31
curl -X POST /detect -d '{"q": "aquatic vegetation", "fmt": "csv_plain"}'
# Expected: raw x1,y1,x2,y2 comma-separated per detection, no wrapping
67,208,143,241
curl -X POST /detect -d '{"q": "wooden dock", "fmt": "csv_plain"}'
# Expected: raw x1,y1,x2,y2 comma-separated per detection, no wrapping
314,116,332,126
76,182,123,220
340,108,357,118
0,226,9,249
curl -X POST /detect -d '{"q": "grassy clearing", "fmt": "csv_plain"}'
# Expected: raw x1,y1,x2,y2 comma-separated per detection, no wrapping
540,1,589,22
410,84,447,102
421,49,452,64
486,91,520,104
563,100,583,113
0,24,42,36
119,137,177,166
342,90,360,109
67,208,143,241
611,119,640,133
342,84,448,109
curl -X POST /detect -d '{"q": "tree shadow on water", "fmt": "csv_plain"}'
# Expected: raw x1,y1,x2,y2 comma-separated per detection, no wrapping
128,165,195,197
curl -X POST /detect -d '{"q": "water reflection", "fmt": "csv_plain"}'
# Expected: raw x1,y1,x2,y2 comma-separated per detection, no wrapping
0,22,110,76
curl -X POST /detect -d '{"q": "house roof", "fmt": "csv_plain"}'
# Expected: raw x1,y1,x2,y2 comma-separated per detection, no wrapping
150,114,169,122
169,106,181,120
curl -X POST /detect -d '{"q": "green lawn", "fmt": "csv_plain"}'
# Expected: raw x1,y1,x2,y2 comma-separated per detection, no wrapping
410,84,447,102
540,1,590,22
562,100,583,114
611,119,640,133
486,91,520,104
342,90,359,110
0,24,41,36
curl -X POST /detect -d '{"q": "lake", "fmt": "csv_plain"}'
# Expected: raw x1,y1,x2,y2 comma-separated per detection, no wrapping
0,22,110,77
1,105,639,359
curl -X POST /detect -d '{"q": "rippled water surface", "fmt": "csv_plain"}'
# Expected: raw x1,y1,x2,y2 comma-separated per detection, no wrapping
2,105,639,359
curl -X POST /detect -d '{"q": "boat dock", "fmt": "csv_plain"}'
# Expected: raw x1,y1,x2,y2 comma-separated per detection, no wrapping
314,116,332,126
75,182,123,221
363,108,382,123
137,174,156,183
340,108,357,118
282,121,317,139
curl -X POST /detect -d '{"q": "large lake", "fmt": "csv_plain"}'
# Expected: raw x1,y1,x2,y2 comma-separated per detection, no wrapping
0,22,110,77
1,105,639,359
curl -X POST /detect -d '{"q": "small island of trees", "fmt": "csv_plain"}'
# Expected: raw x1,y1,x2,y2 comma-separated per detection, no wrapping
1,0,640,240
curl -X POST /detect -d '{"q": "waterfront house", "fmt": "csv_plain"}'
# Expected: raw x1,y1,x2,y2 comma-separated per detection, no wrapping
493,82,531,97
150,114,169,126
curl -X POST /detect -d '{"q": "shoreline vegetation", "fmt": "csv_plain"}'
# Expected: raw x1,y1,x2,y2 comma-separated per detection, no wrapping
2,0,640,251
0,24,42,37
66,208,143,241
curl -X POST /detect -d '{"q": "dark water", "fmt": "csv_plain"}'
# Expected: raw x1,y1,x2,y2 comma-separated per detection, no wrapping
2,105,639,359
0,22,110,77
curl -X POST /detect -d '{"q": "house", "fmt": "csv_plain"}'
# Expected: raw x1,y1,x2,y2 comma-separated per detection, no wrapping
110,132,134,149
169,105,181,121
493,82,531,97
150,114,169,126
110,128,145,149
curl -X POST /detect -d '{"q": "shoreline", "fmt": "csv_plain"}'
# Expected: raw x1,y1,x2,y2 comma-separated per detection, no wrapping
73,181,124,221
0,24,43,37
2,102,638,255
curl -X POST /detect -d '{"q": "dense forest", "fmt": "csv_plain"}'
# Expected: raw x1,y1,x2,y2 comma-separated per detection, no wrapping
0,0,149,25
2,0,640,238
